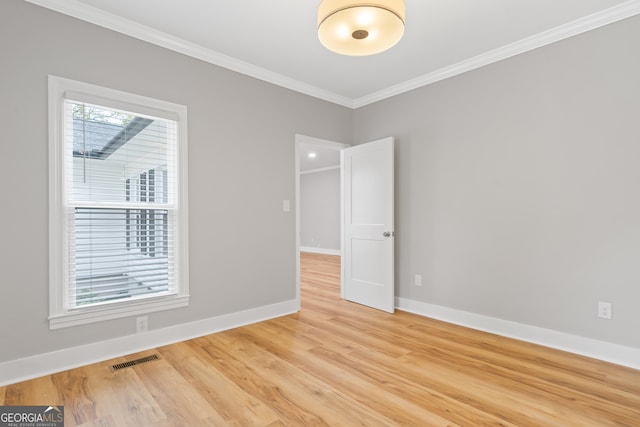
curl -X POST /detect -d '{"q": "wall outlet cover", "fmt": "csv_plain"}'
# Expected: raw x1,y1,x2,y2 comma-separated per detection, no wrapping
598,302,612,320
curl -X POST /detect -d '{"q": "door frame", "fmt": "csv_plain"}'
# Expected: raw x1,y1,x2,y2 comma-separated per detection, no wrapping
295,134,349,310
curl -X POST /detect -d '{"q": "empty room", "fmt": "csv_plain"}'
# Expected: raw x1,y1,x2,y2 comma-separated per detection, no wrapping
1,0,640,425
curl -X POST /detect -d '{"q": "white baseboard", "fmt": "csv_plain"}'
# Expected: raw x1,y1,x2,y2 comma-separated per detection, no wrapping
396,297,640,371
300,246,342,256
5,297,636,386
0,299,298,386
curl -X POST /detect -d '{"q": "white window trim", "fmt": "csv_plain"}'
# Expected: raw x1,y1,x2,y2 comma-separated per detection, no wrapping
48,75,190,330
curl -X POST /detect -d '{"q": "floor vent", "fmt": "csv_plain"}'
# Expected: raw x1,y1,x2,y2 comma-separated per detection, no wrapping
111,354,160,371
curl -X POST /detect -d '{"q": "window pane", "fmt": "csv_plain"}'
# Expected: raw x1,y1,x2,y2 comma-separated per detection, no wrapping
72,207,172,307
66,101,175,205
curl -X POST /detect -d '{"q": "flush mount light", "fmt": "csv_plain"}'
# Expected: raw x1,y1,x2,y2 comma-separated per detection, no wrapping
318,0,405,56
308,152,317,158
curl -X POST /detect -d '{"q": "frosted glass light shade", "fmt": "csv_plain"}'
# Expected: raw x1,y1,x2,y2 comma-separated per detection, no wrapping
318,0,405,56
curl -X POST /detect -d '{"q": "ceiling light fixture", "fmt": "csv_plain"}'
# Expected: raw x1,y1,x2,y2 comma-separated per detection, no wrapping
308,152,317,158
318,0,405,56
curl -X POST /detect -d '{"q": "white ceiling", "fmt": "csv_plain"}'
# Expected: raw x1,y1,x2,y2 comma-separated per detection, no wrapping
27,0,640,107
299,142,342,173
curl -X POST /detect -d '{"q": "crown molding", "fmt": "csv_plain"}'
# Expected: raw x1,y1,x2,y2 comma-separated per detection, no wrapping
300,165,341,175
24,0,640,110
23,0,355,108
353,0,640,108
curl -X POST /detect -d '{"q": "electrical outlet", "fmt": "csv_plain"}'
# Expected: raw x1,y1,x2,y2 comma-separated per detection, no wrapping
598,302,612,320
415,274,422,287
136,316,148,333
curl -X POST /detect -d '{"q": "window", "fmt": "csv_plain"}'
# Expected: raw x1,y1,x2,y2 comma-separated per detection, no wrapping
49,76,189,329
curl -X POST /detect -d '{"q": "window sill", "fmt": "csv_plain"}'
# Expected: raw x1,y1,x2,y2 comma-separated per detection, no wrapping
49,294,190,330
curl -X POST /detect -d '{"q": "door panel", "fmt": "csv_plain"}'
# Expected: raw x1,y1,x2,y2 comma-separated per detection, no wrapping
343,137,394,313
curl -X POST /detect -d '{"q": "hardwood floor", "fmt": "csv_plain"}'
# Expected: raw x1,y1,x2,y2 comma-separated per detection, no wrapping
2,252,640,426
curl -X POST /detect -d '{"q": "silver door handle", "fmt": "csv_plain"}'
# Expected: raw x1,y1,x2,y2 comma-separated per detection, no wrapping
383,231,393,237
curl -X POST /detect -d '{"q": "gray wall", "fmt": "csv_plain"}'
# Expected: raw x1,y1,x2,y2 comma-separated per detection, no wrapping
0,0,352,362
354,15,640,348
300,168,341,251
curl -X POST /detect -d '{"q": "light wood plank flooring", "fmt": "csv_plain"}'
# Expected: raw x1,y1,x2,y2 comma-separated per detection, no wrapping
2,252,640,425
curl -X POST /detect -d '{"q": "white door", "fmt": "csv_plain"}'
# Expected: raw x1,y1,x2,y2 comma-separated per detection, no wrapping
342,137,394,313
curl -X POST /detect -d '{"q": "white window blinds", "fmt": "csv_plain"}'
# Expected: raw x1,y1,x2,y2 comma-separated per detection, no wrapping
64,100,178,308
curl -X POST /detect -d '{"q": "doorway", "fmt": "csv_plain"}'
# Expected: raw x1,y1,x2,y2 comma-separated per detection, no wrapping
295,135,348,309
295,135,396,313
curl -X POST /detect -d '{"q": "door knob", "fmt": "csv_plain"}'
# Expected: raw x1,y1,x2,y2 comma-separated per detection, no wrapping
383,231,393,237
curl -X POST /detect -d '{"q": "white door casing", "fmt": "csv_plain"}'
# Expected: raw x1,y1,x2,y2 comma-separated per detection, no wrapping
342,137,395,313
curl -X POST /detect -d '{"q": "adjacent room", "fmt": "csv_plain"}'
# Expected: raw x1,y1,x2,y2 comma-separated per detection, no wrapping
1,0,639,425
